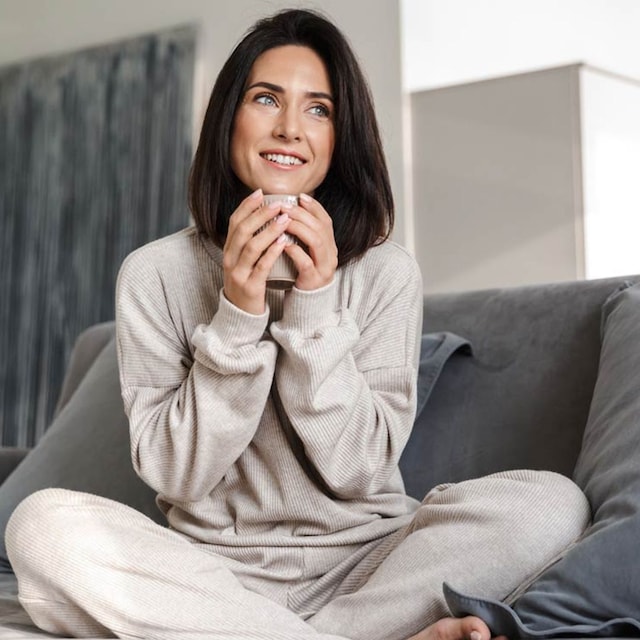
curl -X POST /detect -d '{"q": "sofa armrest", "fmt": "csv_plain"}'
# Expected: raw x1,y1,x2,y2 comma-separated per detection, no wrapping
0,448,30,486
54,321,116,416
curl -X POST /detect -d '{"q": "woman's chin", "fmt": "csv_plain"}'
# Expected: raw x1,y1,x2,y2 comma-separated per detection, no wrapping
260,181,302,195
258,175,321,197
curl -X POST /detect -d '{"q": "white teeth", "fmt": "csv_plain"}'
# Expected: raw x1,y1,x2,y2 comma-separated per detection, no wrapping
263,153,303,166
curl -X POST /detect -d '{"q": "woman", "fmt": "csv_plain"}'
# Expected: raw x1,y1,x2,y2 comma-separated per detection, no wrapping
6,9,589,640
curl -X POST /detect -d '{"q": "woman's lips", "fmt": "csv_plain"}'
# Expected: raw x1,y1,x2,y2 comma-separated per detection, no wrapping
260,152,305,166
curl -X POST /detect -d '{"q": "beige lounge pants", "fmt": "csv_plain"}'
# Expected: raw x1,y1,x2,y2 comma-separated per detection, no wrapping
6,470,589,640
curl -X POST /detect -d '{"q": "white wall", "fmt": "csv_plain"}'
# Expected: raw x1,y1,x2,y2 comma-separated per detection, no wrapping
581,67,640,279
401,0,640,289
0,0,407,245
401,0,640,91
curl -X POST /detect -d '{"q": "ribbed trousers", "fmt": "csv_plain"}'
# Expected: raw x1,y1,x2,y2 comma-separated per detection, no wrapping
6,470,589,640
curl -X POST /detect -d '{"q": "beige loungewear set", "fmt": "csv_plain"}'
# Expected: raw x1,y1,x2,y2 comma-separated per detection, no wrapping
6,228,590,640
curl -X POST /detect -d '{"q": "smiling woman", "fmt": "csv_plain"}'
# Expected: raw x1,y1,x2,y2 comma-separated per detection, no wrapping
230,45,335,197
188,10,394,268
223,44,338,309
5,8,590,640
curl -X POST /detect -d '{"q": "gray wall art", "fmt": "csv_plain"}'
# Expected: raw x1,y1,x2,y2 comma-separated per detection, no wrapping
0,26,195,446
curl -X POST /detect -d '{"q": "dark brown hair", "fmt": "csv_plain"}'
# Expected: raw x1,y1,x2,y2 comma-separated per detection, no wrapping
188,8,394,266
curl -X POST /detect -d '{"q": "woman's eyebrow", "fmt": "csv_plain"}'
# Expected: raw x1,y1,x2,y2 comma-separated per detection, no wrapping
245,81,333,102
307,90,334,102
246,81,283,93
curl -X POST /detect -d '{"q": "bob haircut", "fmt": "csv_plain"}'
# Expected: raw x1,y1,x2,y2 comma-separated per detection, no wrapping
188,8,394,266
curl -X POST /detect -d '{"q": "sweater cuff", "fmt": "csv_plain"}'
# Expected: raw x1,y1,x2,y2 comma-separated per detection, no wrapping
193,290,270,352
277,279,339,336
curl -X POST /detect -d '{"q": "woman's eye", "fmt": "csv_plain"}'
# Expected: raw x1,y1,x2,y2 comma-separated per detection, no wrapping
255,94,277,107
309,104,331,118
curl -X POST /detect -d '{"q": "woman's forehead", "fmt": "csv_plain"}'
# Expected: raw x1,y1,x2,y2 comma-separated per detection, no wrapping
245,45,332,94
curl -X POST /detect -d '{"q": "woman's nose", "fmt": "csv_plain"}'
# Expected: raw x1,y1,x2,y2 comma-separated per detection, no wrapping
273,107,301,141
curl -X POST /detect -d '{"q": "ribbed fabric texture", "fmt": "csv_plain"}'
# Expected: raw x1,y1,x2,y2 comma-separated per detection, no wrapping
6,471,589,639
115,226,424,548
4,229,589,639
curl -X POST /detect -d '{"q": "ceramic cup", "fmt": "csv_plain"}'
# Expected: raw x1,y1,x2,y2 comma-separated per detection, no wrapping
258,194,299,290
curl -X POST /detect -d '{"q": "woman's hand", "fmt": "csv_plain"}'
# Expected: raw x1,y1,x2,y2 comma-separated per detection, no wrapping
282,193,338,291
222,189,291,315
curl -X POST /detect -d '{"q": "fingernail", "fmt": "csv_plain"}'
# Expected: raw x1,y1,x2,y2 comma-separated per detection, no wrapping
276,213,289,224
470,631,482,640
280,202,293,210
250,188,262,199
300,193,312,203
276,234,287,244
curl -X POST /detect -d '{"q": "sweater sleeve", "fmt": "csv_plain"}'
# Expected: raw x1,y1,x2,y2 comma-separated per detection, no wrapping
115,251,278,503
269,253,423,500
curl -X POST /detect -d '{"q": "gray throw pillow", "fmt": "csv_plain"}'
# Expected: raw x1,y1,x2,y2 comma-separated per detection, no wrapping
443,282,640,636
401,332,471,499
0,339,163,572
512,282,640,631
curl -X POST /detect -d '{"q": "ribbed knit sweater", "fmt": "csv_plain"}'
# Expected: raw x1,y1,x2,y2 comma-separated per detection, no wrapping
115,226,423,550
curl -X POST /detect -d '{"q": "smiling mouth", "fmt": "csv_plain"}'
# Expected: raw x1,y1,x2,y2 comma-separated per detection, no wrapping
261,153,305,166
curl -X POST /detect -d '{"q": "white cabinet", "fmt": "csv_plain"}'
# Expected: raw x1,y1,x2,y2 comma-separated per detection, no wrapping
410,64,640,293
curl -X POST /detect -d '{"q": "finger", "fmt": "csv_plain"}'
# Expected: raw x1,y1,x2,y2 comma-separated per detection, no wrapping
238,234,286,297
232,201,284,250
235,213,292,273
224,189,263,266
227,188,264,233
227,199,281,247
248,233,289,284
225,200,284,268
299,192,333,224
284,242,313,270
225,221,284,288
224,232,289,314
285,218,337,268
284,198,335,255
281,202,322,233
284,243,323,291
282,217,323,246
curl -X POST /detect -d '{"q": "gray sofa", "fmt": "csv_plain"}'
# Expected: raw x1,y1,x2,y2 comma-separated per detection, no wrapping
0,274,639,638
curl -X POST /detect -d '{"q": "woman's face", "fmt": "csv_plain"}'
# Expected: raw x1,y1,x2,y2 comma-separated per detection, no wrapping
230,45,335,196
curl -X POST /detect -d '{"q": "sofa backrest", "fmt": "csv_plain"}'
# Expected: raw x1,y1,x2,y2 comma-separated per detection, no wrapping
400,275,639,499
55,276,639,503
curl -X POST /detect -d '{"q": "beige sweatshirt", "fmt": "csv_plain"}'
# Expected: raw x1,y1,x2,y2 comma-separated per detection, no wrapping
115,227,423,550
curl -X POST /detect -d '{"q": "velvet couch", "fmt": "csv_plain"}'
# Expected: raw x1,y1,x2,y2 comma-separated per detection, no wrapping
0,274,639,638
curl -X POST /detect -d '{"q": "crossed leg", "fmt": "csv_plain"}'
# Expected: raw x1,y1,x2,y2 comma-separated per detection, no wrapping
308,470,589,640
5,470,589,640
6,489,346,640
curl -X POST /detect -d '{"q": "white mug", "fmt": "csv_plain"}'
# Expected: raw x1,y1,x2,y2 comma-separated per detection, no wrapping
259,194,299,290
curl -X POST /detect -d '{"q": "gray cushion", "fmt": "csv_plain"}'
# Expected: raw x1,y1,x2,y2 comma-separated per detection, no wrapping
444,583,640,638
401,332,471,498
443,282,640,637
512,282,640,632
0,339,163,572
401,278,626,500
415,332,471,418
